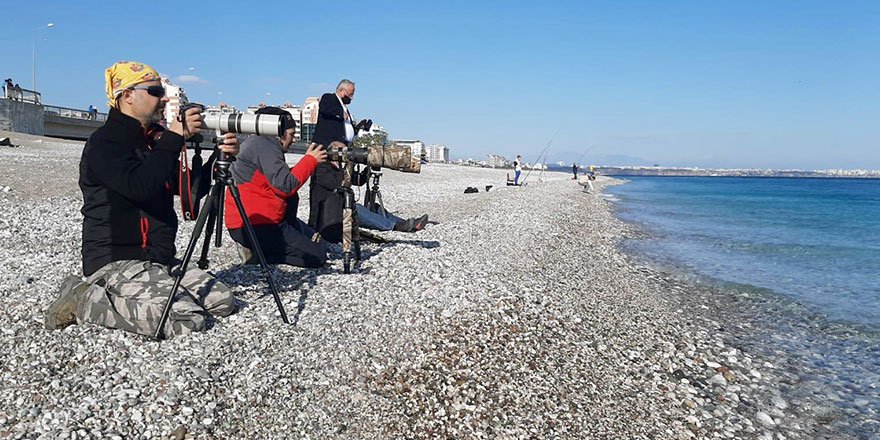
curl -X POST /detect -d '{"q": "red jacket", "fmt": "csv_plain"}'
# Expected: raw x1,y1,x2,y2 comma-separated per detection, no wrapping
224,136,317,229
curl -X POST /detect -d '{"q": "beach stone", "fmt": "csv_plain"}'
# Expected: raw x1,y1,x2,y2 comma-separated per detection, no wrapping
756,411,776,427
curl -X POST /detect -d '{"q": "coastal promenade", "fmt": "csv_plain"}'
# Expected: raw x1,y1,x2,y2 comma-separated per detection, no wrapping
1,88,104,140
0,131,842,438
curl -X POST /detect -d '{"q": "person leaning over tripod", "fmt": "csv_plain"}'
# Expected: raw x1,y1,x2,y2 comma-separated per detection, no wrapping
44,61,240,337
224,106,329,268
308,142,428,243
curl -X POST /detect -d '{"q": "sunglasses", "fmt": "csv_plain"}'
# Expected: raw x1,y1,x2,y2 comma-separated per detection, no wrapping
128,85,166,98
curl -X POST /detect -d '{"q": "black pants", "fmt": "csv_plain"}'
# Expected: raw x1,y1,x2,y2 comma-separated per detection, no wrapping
228,219,328,268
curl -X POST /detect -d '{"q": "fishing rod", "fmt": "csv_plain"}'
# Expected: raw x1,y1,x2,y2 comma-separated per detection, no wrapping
574,145,596,168
520,127,561,186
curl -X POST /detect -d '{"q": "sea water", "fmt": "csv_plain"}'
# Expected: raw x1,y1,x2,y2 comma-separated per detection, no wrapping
605,176,879,327
605,176,880,435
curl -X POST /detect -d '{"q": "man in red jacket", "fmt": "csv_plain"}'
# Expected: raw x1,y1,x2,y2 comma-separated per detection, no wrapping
224,106,329,267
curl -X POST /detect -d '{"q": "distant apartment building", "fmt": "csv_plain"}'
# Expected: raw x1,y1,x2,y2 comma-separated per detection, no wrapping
161,78,186,126
393,140,424,159
299,97,320,143
281,104,302,140
487,154,509,168
425,144,449,163
357,122,388,140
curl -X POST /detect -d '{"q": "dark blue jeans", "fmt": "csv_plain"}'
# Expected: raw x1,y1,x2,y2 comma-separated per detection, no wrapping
228,219,328,268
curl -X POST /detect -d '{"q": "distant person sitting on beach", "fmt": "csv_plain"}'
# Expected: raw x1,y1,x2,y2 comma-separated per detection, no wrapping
44,60,240,338
514,155,523,185
224,106,329,268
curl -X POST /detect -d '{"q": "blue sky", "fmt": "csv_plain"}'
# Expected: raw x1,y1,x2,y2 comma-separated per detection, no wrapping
2,0,878,169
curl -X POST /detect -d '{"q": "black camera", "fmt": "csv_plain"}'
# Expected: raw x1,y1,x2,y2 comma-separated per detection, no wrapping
354,118,372,133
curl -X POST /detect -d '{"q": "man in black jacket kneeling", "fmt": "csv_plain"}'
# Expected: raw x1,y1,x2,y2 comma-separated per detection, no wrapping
45,61,240,337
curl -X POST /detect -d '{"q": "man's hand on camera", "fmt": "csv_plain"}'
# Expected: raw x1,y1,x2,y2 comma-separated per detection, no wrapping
169,107,203,139
217,133,240,156
307,142,328,162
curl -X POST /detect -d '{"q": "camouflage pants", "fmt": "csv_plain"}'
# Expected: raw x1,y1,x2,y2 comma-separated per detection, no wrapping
77,260,235,337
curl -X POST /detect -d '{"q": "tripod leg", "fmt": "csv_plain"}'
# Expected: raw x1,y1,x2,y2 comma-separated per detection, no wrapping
215,187,225,248
196,188,222,270
154,183,220,340
349,191,362,262
227,184,290,324
376,191,385,215
341,206,353,274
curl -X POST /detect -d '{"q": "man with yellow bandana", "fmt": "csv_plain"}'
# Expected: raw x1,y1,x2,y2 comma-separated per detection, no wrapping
44,61,240,337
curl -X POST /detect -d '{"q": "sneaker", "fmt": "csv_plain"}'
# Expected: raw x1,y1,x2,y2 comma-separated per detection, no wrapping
393,218,415,232
413,214,429,231
45,275,88,330
236,242,255,265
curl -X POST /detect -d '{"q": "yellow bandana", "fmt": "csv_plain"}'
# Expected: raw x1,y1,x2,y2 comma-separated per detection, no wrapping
104,61,161,108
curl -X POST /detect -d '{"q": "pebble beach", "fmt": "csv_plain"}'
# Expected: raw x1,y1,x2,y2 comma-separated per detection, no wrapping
0,131,858,439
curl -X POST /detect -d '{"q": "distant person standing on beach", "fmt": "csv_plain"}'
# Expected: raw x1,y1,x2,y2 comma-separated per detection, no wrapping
572,163,578,179
514,155,523,185
44,60,240,337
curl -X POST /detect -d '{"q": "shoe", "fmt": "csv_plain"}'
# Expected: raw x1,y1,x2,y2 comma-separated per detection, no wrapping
393,218,415,232
45,275,88,330
413,214,429,231
236,242,255,265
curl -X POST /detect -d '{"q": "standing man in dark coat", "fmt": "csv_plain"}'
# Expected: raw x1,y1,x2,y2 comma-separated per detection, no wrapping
309,79,358,235
312,79,356,148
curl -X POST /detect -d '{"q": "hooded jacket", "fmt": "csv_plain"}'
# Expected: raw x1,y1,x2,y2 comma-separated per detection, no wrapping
79,108,186,276
307,161,369,243
223,135,317,230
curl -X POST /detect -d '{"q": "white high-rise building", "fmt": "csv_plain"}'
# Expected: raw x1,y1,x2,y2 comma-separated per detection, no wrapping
161,78,186,126
357,122,388,140
393,140,424,159
281,104,302,140
425,144,449,163
487,154,509,168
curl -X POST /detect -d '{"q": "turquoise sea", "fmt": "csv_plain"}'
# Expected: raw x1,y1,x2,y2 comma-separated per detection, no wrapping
605,176,879,436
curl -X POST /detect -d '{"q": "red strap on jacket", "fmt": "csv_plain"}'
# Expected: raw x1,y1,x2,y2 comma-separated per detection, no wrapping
178,148,195,220
140,217,149,249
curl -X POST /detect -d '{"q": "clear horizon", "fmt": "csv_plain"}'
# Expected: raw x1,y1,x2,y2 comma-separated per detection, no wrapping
3,1,878,169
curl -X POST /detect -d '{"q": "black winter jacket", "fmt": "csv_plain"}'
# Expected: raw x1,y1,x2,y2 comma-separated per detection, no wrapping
79,108,187,276
313,92,352,147
308,162,369,243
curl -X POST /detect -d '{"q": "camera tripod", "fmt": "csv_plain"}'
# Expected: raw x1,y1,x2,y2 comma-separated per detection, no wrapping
336,160,362,273
363,167,385,214
153,147,289,340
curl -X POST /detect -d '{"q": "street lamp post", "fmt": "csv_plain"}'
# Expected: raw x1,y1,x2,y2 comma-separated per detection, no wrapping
32,23,55,92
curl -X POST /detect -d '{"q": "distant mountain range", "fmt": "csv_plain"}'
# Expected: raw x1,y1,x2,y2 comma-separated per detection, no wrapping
582,166,880,178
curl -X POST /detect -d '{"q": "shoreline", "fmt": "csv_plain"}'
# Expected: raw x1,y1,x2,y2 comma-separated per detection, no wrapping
605,178,880,438
0,130,860,438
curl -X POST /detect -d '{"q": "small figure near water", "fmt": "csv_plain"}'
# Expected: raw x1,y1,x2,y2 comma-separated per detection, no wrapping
514,155,522,185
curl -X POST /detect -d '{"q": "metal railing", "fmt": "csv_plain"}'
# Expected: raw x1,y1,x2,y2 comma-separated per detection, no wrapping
3,85,41,104
43,104,107,122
